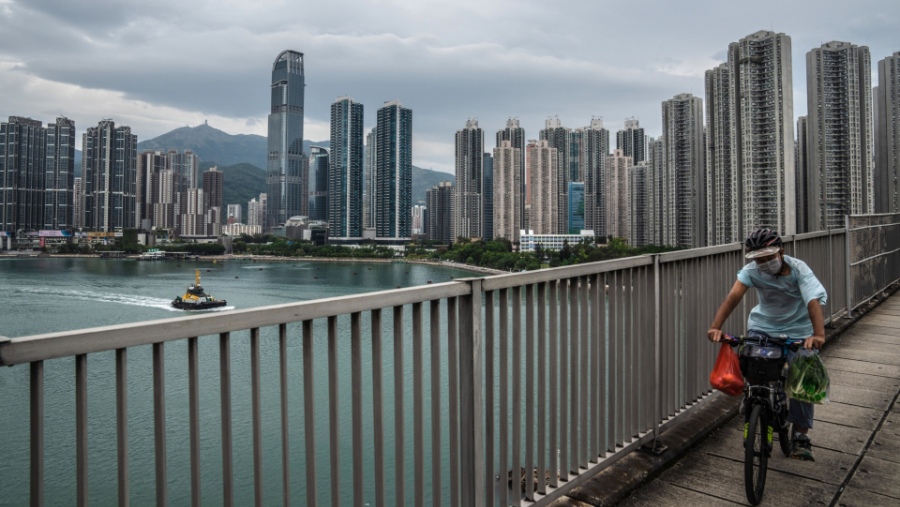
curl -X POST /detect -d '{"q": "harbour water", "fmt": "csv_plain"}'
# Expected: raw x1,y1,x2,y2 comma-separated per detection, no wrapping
0,256,474,506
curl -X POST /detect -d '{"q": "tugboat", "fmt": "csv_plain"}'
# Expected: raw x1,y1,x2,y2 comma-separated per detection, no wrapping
172,269,227,310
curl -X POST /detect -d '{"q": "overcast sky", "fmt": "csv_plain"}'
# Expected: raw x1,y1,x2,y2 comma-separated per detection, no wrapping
1,0,897,174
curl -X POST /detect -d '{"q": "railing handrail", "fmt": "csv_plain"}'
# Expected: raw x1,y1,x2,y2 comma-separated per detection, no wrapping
0,280,470,366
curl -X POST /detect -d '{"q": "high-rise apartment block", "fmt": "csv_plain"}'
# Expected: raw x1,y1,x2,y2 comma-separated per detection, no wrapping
82,120,137,232
329,97,364,238
617,118,646,164
497,118,526,226
527,139,559,234
308,146,329,222
0,116,46,234
482,153,494,241
539,117,571,233
630,161,652,246
226,204,242,225
453,119,484,240
493,140,522,242
806,41,874,230
203,166,224,211
44,116,76,230
266,50,305,231
706,30,795,244
606,149,632,242
875,52,900,213
375,101,412,239
364,129,377,229
582,118,610,239
567,181,585,234
426,182,453,244
663,93,706,247
795,117,810,233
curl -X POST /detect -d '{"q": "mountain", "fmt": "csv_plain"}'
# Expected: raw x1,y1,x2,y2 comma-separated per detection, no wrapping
137,123,268,168
411,166,453,204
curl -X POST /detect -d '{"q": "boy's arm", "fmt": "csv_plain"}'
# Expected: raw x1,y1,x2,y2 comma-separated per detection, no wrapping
708,280,749,342
805,300,826,350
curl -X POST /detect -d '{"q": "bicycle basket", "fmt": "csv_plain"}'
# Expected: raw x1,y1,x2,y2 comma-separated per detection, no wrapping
739,345,785,382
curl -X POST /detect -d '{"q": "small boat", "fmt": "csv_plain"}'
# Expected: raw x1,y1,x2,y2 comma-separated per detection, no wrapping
137,248,166,261
172,269,227,310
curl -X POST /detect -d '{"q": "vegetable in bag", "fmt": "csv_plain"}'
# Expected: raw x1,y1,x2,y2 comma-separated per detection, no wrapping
787,349,829,404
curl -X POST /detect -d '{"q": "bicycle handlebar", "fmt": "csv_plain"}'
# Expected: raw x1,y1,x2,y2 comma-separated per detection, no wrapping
720,333,804,351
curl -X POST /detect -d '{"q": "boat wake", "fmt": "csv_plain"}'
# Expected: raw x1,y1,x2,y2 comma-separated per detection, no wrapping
15,287,182,311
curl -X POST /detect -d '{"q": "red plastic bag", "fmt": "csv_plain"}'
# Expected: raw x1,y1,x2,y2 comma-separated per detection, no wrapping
710,343,744,396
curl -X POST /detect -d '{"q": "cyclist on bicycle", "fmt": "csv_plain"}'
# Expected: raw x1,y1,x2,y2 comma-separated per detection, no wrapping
707,228,827,461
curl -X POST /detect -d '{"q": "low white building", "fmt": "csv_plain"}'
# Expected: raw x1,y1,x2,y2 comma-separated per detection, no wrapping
518,229,595,253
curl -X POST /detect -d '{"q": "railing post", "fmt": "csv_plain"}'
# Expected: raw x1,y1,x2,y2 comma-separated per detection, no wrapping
652,255,661,446
458,278,485,507
845,215,853,318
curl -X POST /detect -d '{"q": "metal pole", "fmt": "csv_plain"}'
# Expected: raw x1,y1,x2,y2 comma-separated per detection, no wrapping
459,278,485,507
653,255,661,447
845,215,853,318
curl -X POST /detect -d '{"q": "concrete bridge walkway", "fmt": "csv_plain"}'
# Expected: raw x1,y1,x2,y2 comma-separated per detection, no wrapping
551,289,900,507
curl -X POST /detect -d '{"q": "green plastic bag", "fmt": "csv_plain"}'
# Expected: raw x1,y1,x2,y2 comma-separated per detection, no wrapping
787,349,829,404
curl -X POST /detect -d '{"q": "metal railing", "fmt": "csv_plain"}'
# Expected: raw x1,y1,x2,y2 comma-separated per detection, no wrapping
0,221,896,507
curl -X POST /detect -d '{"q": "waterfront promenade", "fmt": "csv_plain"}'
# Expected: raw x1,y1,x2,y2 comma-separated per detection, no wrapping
551,290,900,506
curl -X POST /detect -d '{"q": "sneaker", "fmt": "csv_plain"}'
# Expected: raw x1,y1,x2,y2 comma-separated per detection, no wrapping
791,433,815,461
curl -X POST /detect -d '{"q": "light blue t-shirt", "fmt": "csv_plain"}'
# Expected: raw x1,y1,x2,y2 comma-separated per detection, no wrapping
737,255,827,339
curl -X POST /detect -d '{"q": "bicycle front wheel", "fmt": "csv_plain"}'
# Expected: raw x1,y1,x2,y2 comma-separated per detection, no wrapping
744,404,769,505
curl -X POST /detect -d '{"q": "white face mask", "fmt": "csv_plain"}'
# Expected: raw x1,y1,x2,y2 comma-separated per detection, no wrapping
758,257,782,275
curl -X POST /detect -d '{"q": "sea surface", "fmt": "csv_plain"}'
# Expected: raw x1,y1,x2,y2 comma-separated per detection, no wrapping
0,256,474,506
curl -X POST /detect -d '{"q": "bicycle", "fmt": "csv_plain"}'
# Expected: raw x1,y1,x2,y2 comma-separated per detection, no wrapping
719,332,804,506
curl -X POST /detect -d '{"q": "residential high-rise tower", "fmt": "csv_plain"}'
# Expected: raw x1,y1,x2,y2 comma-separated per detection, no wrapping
82,120,137,232
453,119,484,240
662,93,706,247
329,97,364,237
266,50,306,231
44,116,75,230
375,101,412,239
875,52,900,213
0,116,46,234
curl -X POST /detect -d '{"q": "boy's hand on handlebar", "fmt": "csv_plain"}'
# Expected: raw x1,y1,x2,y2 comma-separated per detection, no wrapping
804,335,825,350
707,328,723,343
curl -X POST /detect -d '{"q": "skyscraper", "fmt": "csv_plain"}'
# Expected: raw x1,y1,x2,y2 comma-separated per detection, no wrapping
539,117,571,233
616,118,646,164
648,137,665,246
663,93,706,247
497,118,526,226
82,120,137,232
308,146,329,222
568,181,585,234
427,182,453,244
0,116,46,234
364,128,377,229
527,139,558,234
706,30,795,243
453,119,483,240
875,52,900,213
266,50,305,231
493,140,522,242
482,152,494,241
606,149,632,242
44,116,75,230
582,117,609,239
375,101,412,239
203,166,224,212
329,97,364,238
795,117,810,233
629,162,651,246
806,41,874,230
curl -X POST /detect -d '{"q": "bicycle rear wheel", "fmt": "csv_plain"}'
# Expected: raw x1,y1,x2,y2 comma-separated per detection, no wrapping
744,404,769,505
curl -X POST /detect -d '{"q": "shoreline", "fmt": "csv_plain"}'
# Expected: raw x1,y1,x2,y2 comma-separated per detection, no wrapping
39,253,506,276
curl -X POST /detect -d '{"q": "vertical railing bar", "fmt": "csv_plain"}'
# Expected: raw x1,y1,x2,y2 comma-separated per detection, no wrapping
351,313,364,507
569,277,578,474
189,337,201,507
394,305,405,507
278,324,289,507
76,353,88,507
250,328,263,507
153,342,167,507
548,281,559,488
430,300,443,507
412,303,424,506
499,289,509,507
447,298,459,507
599,274,608,454
511,285,522,504
559,279,569,478
525,283,535,501
30,360,44,507
302,321,317,507
625,269,634,439
590,274,600,461
611,270,621,447
219,333,234,507
536,282,547,495
328,316,340,507
845,215,853,316
116,349,128,507
459,278,484,507
483,292,494,507
579,275,589,468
